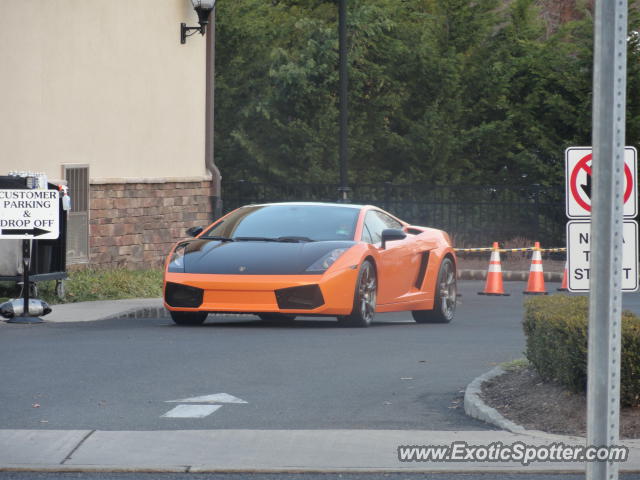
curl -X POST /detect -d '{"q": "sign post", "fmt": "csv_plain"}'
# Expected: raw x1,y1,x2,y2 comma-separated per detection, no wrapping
18,240,34,322
586,1,628,479
0,188,59,324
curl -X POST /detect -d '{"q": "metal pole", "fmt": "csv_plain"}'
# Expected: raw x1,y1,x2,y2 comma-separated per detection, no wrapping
338,0,349,202
205,6,223,219
587,0,628,479
22,239,30,316
8,238,43,324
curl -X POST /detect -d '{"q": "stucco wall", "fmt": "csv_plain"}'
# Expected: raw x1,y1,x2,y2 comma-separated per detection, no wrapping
0,0,208,181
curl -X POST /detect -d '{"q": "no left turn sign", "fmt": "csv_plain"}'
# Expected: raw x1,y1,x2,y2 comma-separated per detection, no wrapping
565,146,638,218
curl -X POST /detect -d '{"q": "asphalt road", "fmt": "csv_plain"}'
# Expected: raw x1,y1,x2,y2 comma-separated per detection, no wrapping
1,280,639,432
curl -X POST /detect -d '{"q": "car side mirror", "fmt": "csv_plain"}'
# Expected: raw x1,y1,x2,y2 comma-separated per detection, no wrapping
186,226,203,237
381,228,406,249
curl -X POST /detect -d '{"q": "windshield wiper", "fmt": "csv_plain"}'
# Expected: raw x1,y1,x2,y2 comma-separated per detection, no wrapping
234,236,315,243
203,235,234,242
275,236,315,243
234,236,278,242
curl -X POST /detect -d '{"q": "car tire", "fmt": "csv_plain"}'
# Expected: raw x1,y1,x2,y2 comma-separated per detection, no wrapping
412,257,456,324
170,311,208,326
258,313,297,322
338,259,377,328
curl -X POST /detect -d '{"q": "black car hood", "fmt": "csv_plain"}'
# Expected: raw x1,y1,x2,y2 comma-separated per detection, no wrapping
177,239,356,275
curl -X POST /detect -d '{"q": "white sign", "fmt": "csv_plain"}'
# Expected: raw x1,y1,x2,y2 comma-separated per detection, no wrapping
566,220,639,292
0,189,60,240
565,147,637,218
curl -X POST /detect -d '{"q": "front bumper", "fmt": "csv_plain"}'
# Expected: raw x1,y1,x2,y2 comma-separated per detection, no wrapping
163,266,358,316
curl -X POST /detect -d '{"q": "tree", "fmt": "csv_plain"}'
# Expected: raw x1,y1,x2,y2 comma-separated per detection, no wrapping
213,0,640,187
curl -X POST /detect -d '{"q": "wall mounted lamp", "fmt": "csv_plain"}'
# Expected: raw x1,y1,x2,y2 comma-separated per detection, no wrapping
181,0,216,44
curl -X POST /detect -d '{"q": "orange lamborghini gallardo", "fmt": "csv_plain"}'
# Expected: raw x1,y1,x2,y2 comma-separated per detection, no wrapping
163,202,457,327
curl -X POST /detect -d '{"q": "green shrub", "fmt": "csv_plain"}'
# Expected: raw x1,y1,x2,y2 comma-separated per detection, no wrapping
523,295,640,407
620,311,640,406
0,269,163,305
43,268,163,304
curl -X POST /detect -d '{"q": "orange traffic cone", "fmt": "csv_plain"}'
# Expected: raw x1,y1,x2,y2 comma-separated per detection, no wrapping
478,242,510,296
524,242,548,295
557,261,568,292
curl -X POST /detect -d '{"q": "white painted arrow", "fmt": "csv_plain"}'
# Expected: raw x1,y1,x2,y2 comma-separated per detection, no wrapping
161,393,248,419
165,393,248,404
161,404,221,418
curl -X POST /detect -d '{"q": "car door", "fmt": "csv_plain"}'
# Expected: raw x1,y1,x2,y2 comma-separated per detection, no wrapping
362,210,419,305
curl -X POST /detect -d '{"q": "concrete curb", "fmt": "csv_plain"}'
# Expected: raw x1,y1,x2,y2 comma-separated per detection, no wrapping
459,269,563,282
37,298,170,324
42,301,252,324
106,308,248,321
102,305,169,321
463,366,592,444
464,366,527,434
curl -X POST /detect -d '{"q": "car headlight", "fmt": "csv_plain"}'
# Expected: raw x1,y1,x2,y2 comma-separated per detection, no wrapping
305,248,349,273
168,243,187,272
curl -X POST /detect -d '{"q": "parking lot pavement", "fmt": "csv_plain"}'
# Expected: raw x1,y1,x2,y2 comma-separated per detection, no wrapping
1,280,640,473
0,280,531,432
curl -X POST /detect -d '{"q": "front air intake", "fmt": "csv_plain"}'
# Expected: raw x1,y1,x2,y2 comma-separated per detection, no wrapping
275,284,325,310
165,282,204,308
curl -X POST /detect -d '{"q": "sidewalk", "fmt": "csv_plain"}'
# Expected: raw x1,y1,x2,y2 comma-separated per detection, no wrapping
1,428,639,473
43,298,168,323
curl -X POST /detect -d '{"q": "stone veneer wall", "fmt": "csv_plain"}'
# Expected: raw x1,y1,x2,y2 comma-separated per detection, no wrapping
89,181,213,268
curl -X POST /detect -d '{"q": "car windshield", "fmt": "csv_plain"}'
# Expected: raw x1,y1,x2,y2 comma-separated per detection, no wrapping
202,204,360,242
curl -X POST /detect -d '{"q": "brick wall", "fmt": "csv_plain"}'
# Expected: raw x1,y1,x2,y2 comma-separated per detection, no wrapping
89,181,213,268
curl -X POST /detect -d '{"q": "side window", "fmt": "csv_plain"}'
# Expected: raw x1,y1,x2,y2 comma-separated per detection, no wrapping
375,211,403,230
363,211,387,244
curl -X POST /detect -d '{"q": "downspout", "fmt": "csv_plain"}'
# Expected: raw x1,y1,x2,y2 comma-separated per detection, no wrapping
205,7,222,219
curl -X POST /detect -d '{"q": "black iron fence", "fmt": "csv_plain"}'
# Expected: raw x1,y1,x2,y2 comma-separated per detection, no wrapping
222,181,566,247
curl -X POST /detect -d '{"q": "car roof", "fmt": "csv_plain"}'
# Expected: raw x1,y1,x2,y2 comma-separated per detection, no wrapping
232,202,408,227
245,202,367,210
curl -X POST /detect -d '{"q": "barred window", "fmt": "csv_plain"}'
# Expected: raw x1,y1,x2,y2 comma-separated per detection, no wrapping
63,165,89,263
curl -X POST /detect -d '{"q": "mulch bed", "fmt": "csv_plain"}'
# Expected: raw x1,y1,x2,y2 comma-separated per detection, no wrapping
480,366,640,439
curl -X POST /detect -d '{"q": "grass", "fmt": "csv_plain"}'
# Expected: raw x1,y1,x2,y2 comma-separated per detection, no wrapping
500,358,530,372
0,268,163,305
